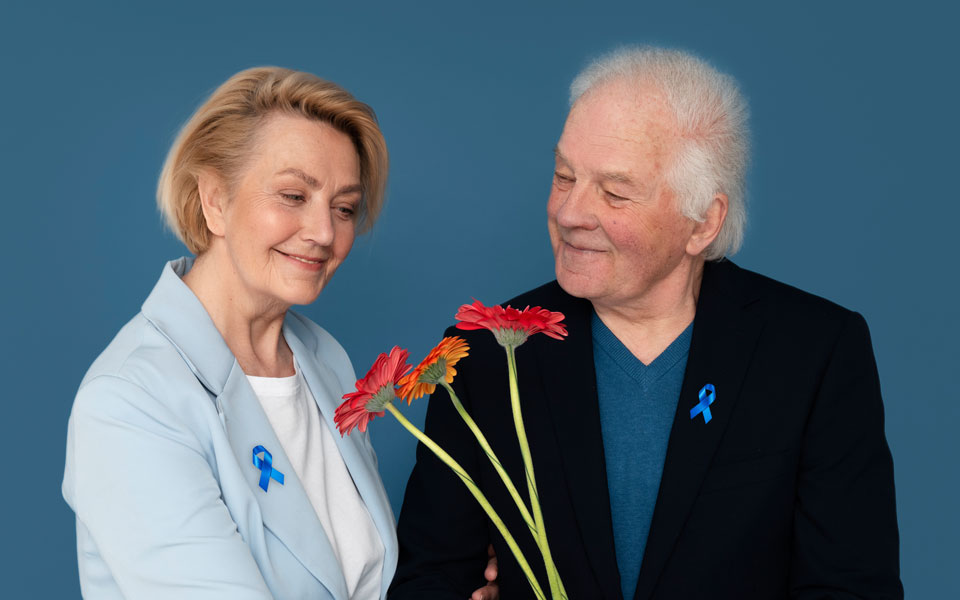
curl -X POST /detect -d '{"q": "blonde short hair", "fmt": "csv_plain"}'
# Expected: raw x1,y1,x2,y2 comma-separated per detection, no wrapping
158,67,388,255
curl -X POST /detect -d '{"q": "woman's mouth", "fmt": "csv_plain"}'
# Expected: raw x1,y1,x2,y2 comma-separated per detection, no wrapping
275,249,325,270
289,255,321,264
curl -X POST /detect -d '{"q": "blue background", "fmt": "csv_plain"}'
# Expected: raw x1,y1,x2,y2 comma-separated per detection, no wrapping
2,1,956,596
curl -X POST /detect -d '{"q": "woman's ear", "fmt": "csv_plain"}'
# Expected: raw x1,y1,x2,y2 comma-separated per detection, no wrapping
197,170,228,238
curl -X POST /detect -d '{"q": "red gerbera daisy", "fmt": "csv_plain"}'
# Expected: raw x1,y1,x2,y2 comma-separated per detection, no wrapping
455,300,567,347
397,336,470,402
334,346,412,436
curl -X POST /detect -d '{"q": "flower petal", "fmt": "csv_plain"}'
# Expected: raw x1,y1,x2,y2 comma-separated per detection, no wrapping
334,346,411,435
454,300,568,346
398,337,470,402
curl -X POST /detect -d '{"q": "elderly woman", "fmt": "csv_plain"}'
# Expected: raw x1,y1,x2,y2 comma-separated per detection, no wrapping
62,68,496,600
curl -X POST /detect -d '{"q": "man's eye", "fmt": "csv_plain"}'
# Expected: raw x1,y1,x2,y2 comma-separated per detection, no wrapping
605,191,629,201
554,172,574,187
280,193,305,202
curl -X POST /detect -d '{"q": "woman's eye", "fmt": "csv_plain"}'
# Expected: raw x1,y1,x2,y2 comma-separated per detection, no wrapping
280,193,305,202
335,206,356,219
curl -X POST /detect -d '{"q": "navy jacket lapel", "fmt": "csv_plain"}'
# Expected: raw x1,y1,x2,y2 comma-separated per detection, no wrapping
633,261,766,600
536,288,624,600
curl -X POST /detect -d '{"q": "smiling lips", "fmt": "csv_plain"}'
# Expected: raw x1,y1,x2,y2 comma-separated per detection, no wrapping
276,249,326,271
289,254,321,264
562,240,604,254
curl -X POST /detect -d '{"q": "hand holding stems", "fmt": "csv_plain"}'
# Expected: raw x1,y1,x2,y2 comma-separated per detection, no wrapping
503,344,566,600
385,404,546,600
335,345,547,600
335,301,569,599
454,301,568,600
396,337,537,538
471,545,500,600
434,376,566,599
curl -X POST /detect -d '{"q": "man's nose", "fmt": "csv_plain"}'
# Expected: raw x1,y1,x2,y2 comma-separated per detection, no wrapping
555,182,599,230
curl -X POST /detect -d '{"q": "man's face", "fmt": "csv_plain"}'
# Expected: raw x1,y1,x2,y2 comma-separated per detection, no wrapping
547,82,699,312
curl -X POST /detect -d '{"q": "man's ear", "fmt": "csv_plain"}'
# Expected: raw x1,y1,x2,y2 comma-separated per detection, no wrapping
687,193,728,256
197,170,228,238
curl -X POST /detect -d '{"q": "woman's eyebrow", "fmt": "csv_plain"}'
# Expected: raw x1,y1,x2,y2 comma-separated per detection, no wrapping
276,167,319,188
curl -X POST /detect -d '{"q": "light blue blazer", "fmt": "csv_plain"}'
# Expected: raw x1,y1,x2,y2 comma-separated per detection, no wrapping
62,258,398,599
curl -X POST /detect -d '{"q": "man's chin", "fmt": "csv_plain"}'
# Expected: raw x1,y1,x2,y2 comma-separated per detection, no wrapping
555,269,600,302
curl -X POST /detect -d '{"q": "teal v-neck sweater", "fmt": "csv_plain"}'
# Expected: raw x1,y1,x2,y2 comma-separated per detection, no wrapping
592,314,692,600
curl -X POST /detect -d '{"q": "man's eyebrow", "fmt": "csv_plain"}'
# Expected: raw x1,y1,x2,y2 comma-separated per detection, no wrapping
276,168,319,188
554,147,638,187
600,171,635,185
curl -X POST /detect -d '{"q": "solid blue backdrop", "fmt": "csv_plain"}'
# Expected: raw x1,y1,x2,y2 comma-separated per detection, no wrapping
1,1,956,596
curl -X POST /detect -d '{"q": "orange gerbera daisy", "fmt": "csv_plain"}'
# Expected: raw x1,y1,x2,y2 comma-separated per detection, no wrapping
397,336,470,403
335,346,412,435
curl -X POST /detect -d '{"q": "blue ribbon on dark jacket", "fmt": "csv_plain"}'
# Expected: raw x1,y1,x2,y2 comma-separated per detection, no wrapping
690,383,716,424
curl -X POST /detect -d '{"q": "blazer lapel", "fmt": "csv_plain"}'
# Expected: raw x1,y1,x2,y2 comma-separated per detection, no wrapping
142,259,361,598
218,361,350,600
633,261,765,600
284,318,398,596
284,320,398,597
536,288,624,600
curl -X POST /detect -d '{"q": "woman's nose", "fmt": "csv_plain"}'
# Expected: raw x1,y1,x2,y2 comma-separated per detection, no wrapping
302,204,335,246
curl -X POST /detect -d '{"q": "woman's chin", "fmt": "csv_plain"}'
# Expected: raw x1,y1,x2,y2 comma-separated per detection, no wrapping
285,288,325,307
262,280,325,307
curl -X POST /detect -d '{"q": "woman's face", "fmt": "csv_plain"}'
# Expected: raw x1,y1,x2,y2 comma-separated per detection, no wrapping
215,114,361,308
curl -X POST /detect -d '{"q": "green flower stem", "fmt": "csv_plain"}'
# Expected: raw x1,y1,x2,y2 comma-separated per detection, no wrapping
505,346,567,600
384,403,546,600
440,381,537,537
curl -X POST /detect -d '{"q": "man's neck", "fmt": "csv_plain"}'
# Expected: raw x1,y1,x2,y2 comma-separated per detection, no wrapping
592,260,703,365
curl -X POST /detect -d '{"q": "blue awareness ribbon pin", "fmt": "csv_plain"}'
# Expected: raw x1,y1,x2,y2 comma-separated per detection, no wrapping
252,445,284,492
690,383,716,424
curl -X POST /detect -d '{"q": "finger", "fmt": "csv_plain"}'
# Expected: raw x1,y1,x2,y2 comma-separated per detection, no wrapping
485,543,498,582
470,588,487,600
471,582,499,600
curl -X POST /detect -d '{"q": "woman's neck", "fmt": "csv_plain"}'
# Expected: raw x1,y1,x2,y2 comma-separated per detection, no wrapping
182,250,295,377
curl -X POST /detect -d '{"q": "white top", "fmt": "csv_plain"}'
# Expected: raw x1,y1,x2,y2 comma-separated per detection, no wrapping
247,360,384,599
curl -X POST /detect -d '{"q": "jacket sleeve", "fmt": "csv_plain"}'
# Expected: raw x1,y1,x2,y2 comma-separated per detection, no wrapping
789,312,903,599
389,330,493,599
64,375,274,599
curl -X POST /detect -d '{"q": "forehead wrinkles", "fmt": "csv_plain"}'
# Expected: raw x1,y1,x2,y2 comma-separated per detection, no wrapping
563,90,679,179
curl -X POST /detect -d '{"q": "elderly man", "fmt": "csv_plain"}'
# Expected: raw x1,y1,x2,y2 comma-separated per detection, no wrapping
390,47,902,600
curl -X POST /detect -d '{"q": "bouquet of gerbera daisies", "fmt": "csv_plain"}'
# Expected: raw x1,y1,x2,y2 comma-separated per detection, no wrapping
334,301,568,600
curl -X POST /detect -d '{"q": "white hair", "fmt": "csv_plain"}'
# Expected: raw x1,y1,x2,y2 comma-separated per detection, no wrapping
570,46,749,260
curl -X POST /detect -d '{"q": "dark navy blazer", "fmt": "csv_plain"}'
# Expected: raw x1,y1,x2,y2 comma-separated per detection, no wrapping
390,259,902,600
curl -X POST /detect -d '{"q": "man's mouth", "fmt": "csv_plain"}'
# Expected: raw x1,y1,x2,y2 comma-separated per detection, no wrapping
563,240,603,253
